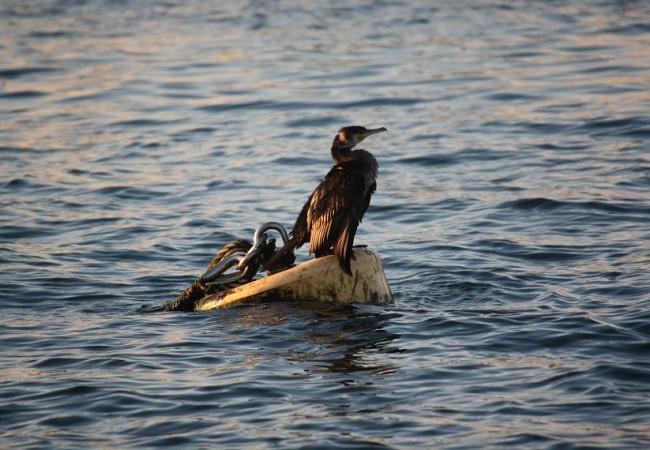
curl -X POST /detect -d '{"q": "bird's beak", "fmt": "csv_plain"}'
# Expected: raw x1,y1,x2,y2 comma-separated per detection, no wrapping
358,127,387,142
365,127,388,137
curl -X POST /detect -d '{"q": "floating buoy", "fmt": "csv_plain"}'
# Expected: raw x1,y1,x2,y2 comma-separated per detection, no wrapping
163,223,393,312
195,246,392,310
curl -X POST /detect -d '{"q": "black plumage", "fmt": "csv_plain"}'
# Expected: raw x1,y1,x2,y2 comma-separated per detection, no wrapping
267,125,387,275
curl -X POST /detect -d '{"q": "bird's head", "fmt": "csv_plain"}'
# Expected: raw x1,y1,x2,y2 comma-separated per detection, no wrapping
334,125,387,149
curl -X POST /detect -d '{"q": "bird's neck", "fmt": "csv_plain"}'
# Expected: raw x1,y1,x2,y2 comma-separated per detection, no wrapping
331,140,354,164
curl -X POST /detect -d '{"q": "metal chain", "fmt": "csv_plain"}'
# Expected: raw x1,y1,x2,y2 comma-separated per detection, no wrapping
201,222,289,286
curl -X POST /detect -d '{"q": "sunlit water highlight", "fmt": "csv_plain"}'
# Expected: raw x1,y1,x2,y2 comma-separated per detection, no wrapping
1,1,649,448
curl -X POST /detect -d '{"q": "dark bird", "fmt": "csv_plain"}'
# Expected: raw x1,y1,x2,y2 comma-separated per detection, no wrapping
267,125,387,275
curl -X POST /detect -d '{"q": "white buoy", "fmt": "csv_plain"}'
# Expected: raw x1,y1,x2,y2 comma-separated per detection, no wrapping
197,247,392,310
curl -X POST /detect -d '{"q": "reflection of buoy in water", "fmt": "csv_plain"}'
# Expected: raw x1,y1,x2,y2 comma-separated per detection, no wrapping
195,247,392,311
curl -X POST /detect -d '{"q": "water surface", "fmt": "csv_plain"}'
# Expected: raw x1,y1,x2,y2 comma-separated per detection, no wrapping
1,0,650,448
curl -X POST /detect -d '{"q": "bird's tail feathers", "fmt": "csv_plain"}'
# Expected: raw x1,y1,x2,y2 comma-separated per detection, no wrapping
333,221,357,275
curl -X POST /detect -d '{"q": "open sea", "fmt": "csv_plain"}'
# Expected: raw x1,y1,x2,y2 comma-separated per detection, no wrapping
2,0,650,448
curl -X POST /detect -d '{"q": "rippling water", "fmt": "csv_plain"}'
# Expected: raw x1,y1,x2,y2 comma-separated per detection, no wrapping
2,0,650,448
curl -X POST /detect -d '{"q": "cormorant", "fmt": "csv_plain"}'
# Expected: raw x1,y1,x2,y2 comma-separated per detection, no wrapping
266,125,387,275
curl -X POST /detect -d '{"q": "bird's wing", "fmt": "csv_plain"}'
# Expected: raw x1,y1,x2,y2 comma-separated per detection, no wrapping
307,161,373,272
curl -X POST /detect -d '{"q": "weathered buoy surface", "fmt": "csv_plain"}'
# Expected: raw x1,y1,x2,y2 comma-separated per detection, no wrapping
196,247,392,310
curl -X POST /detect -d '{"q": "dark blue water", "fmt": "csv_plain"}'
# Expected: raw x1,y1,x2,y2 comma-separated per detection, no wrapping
2,0,650,448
